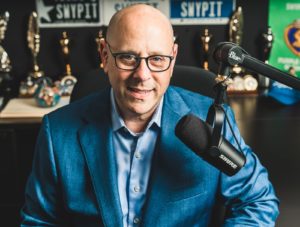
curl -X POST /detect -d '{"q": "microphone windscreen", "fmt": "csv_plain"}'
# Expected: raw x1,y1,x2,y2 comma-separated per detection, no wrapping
175,114,211,154
176,114,246,176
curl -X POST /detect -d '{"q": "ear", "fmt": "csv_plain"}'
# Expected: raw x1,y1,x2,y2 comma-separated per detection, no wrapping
172,43,178,62
99,39,109,73
169,43,178,77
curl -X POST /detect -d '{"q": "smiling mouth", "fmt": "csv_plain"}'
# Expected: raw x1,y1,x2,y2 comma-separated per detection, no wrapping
127,87,154,99
128,87,153,93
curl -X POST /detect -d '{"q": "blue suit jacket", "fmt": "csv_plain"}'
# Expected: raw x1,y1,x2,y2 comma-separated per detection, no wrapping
21,86,279,226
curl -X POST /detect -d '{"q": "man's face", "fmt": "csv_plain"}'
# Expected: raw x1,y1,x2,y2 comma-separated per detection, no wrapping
101,14,177,120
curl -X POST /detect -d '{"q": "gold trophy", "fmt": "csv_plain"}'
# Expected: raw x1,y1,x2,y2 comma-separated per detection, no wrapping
28,11,44,79
262,27,274,64
229,6,244,78
0,11,12,101
59,31,77,96
95,26,106,68
19,11,44,97
200,28,213,70
229,6,243,45
228,6,257,92
259,26,274,87
0,11,11,73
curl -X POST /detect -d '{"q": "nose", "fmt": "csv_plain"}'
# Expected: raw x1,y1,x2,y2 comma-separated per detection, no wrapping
133,58,152,81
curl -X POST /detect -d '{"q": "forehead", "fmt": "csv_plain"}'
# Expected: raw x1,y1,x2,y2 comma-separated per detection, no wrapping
108,6,174,53
114,27,172,55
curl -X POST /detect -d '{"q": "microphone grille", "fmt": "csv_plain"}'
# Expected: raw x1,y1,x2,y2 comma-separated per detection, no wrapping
175,114,211,153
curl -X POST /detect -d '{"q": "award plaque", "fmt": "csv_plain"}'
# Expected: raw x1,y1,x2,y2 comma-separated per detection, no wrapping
258,27,274,87
244,74,258,91
0,11,12,102
59,31,77,96
200,28,213,70
95,26,106,69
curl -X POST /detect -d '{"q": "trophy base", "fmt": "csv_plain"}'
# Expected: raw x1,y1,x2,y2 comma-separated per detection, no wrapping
29,70,45,79
231,65,244,74
203,61,209,70
0,71,13,98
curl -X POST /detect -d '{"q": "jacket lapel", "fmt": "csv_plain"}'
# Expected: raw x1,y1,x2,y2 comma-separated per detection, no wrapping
142,88,194,225
78,90,123,227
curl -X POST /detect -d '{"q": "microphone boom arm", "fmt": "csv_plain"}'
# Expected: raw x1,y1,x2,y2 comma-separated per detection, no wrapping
213,42,300,90
243,55,300,90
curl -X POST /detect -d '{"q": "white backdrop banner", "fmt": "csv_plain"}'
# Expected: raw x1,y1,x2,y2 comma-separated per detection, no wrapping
36,0,236,27
36,0,102,28
170,0,236,25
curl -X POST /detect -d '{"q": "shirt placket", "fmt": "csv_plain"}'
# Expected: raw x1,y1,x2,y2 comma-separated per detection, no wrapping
128,135,143,226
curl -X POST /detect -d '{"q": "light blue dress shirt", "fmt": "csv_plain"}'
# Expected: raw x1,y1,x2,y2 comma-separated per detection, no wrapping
110,89,163,227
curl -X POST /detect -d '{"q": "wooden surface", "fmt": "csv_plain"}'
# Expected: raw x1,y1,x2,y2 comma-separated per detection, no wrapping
229,94,300,227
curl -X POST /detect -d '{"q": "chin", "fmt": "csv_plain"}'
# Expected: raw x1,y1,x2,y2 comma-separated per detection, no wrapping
128,102,156,116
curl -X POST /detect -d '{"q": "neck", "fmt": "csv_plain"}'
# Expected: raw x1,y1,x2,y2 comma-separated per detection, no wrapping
122,107,157,133
112,91,162,133
124,118,149,133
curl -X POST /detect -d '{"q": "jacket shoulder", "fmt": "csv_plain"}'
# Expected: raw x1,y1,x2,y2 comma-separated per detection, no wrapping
46,89,109,125
167,86,214,115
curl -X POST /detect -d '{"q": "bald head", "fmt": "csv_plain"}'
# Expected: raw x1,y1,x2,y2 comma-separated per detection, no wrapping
99,4,178,128
106,4,174,46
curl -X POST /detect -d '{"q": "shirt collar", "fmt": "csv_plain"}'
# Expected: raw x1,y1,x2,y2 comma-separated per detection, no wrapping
110,88,163,134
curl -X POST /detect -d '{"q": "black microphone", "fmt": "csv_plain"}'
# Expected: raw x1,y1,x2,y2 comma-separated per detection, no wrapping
213,42,300,90
175,114,246,176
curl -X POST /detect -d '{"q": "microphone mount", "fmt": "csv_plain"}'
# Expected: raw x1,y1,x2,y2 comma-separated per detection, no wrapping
205,42,251,165
213,42,300,90
206,74,228,158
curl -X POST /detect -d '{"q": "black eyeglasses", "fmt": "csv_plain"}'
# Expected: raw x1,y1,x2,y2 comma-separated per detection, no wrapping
106,42,174,72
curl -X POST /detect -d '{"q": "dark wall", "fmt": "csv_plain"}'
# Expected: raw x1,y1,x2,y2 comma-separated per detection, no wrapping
0,0,269,94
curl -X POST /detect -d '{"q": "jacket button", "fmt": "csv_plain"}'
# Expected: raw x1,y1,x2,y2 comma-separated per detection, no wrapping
134,185,140,192
135,152,141,159
133,217,140,224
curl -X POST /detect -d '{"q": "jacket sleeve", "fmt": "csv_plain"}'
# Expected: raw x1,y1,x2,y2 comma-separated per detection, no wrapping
20,115,66,226
220,105,279,227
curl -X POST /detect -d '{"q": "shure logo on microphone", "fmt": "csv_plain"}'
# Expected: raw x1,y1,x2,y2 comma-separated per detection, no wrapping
219,154,237,169
229,51,241,62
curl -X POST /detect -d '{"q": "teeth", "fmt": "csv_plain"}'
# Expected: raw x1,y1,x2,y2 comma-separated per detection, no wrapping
129,87,151,93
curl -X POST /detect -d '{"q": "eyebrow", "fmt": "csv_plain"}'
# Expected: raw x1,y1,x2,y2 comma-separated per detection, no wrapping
108,43,172,56
116,49,172,56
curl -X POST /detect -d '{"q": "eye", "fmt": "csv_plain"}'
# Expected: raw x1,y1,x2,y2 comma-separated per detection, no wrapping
118,54,136,62
150,55,165,62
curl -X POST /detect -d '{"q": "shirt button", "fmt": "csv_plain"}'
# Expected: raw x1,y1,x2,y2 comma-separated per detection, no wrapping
134,185,140,192
135,152,141,159
133,217,140,224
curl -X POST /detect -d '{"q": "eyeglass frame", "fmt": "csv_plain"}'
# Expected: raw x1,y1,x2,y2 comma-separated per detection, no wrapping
105,42,175,72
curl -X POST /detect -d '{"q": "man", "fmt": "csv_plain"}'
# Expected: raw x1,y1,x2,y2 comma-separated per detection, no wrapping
21,4,279,226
